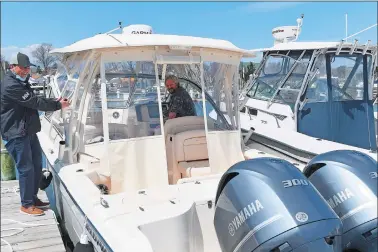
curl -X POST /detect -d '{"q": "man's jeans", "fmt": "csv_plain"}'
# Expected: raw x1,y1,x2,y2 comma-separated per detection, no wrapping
4,134,42,208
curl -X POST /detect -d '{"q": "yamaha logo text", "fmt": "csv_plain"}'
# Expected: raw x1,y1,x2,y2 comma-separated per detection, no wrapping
327,188,354,209
228,200,264,236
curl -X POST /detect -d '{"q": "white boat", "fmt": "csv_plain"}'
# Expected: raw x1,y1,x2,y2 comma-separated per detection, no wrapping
38,24,284,251
239,15,378,156
36,21,378,251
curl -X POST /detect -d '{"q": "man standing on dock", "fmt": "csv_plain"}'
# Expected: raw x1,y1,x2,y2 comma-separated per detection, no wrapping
1,52,70,216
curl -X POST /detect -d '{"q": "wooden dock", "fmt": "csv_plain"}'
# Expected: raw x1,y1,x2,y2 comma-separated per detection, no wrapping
1,180,66,252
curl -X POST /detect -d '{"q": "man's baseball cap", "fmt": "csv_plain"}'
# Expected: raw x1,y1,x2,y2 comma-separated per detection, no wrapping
10,52,36,68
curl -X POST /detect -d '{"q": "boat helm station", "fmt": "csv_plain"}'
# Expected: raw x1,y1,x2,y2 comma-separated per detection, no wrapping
46,23,255,191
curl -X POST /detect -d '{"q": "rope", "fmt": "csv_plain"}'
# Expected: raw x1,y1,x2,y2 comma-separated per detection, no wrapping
1,186,58,252
1,186,19,195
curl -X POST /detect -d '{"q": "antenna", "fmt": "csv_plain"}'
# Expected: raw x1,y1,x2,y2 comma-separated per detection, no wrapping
294,14,304,41
344,23,378,41
345,14,348,43
105,21,124,34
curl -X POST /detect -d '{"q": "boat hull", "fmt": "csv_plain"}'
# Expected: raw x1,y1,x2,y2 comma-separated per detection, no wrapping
45,158,106,251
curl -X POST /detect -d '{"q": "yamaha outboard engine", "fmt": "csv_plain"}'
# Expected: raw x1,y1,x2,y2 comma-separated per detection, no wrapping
214,158,343,252
303,150,378,252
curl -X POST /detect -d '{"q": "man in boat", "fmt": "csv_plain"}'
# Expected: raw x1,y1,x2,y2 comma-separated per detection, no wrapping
164,74,196,121
1,52,70,216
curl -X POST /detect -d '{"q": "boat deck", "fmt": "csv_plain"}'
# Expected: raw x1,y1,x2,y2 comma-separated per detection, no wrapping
1,180,66,252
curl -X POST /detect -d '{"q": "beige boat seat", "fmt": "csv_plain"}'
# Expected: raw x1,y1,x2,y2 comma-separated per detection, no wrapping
164,116,207,136
178,161,211,177
164,116,211,184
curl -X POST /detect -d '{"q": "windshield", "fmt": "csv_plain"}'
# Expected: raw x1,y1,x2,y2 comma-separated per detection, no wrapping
97,74,158,109
330,54,366,101
159,63,237,130
247,51,312,109
305,53,371,103
83,62,232,145
99,70,230,127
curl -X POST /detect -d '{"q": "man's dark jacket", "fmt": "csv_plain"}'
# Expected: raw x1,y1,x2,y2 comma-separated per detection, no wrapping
168,86,196,118
1,71,61,141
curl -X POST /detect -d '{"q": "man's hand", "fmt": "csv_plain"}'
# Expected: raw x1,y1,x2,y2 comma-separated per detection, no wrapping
168,112,177,119
59,98,71,109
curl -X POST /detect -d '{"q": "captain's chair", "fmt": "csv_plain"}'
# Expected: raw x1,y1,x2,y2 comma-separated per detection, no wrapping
164,116,212,184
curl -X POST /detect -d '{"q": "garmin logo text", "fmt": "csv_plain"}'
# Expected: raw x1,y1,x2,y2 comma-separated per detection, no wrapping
228,200,264,236
327,188,354,209
131,30,151,34
272,29,284,34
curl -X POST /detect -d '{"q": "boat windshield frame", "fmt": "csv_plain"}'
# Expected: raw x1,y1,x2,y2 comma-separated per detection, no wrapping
246,46,377,110
49,46,243,164
246,50,315,109
94,72,232,130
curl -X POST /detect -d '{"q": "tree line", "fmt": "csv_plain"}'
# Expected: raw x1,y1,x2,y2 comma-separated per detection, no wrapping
1,43,58,75
1,43,259,80
2,45,378,82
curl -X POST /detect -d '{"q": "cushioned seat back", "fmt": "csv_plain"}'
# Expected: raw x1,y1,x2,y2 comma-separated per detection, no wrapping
164,116,206,136
178,160,211,178
166,128,210,184
174,130,208,162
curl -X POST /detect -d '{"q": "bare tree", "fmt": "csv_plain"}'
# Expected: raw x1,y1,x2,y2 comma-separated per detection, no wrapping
32,43,57,74
239,62,256,84
1,55,9,75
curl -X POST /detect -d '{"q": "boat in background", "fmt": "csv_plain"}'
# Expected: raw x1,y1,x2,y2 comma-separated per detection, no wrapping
240,15,377,156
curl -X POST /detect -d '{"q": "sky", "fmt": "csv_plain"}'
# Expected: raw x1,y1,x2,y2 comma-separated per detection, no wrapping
1,1,377,63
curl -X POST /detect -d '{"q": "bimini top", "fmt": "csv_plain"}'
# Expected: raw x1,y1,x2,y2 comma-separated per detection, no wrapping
51,24,255,57
249,41,377,53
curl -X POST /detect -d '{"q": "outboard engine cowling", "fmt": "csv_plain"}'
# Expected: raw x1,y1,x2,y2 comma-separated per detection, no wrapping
214,158,343,252
303,150,378,252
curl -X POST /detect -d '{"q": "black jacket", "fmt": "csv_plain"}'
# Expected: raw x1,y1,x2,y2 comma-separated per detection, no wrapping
168,86,196,117
1,71,62,141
